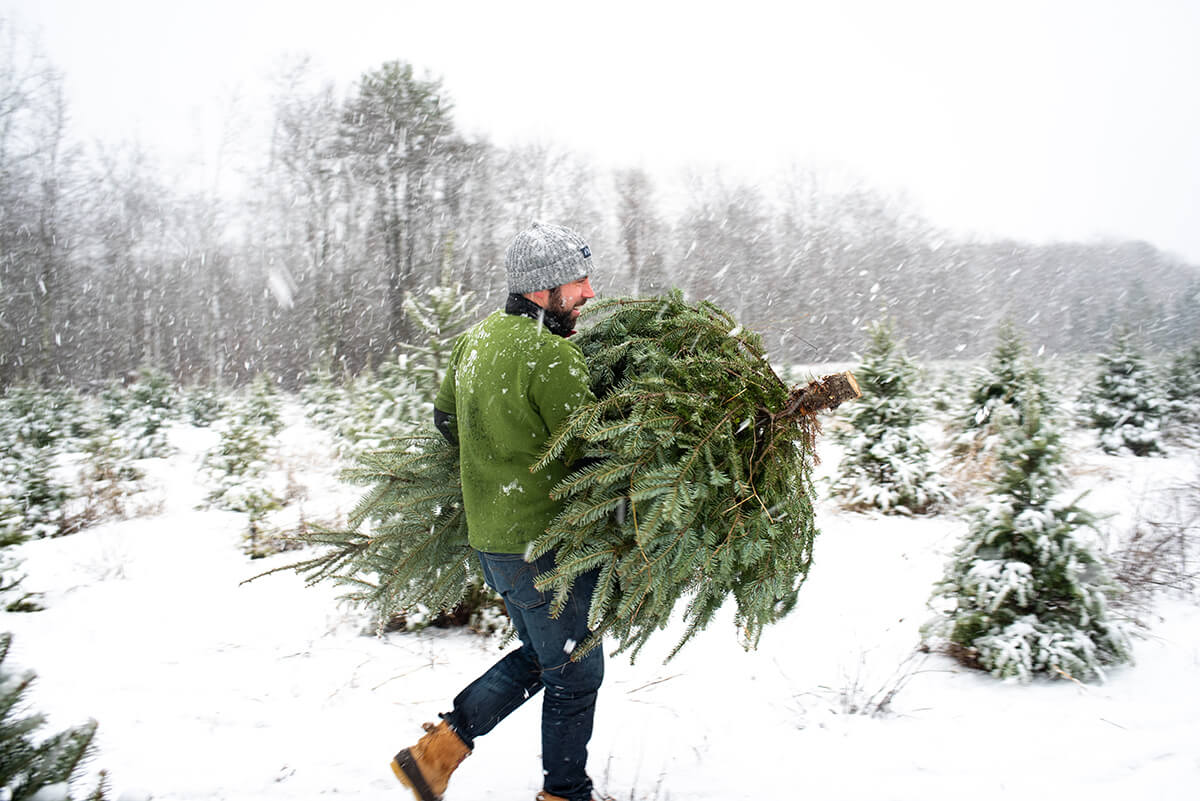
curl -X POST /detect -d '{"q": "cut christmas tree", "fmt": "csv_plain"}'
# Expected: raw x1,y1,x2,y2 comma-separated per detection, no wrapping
279,292,857,660
531,293,856,658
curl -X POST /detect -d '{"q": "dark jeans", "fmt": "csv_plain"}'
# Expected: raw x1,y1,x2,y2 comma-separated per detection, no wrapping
442,549,604,801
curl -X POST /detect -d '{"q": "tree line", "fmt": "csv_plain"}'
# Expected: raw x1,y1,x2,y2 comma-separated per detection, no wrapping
2,23,1197,391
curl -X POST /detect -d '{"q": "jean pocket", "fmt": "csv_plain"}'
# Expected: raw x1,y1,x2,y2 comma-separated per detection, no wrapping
481,552,550,611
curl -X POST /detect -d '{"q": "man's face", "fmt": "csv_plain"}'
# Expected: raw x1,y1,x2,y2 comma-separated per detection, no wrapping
547,276,595,322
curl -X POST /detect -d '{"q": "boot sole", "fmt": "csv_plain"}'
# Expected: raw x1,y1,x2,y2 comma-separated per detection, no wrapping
391,748,439,801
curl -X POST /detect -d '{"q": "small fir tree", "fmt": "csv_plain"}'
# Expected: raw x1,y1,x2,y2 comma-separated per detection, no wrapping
300,367,344,432
332,365,416,455
948,321,1052,499
243,374,284,438
127,366,175,416
1161,343,1200,438
203,397,283,557
0,387,79,541
924,388,1131,682
829,320,948,515
0,633,106,800
0,385,87,451
1082,328,1164,456
0,445,70,540
1,551,42,613
960,320,1050,437
98,382,131,429
0,494,23,545
1,523,42,612
184,384,224,428
111,369,176,460
399,277,479,405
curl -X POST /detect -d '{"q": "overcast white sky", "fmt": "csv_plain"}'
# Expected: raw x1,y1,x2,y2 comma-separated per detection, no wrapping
6,0,1200,262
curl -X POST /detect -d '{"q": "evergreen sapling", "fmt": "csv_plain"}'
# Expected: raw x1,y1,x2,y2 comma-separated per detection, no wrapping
300,367,343,432
957,320,1050,448
244,374,284,438
829,319,948,515
398,279,479,405
947,321,1053,499
924,387,1131,682
184,384,225,428
0,387,75,540
1,521,41,612
0,633,106,800
1082,328,1164,456
0,446,69,540
121,368,176,459
1161,343,1200,440
202,386,284,556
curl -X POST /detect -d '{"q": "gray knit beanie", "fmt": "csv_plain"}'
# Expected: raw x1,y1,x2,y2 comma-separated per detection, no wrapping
505,222,593,294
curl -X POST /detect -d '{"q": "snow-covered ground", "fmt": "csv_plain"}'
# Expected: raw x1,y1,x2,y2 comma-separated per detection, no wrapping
3,409,1198,801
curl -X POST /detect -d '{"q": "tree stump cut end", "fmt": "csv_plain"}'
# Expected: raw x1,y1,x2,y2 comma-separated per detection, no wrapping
788,371,862,416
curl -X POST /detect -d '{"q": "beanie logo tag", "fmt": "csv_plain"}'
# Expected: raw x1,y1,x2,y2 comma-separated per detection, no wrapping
580,246,591,259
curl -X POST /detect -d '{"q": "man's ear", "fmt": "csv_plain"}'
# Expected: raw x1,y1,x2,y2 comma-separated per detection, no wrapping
525,289,550,308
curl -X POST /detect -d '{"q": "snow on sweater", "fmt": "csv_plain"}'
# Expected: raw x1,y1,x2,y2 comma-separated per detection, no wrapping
435,310,595,554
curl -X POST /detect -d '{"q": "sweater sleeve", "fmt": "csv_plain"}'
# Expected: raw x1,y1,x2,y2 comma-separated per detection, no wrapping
434,337,463,417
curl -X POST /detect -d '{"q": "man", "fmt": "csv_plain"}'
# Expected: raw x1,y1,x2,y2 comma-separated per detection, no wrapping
390,222,611,801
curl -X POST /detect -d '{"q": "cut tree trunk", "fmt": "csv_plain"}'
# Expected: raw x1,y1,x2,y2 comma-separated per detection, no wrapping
785,371,862,416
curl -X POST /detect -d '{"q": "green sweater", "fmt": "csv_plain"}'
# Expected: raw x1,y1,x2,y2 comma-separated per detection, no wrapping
435,310,596,554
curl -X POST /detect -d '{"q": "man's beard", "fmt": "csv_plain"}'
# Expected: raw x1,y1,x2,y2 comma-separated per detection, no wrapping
546,287,582,331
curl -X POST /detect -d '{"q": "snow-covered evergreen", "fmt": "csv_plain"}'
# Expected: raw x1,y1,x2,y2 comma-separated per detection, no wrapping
96,371,176,461
0,388,76,541
956,320,1050,447
183,384,225,428
1081,328,1164,456
0,633,106,800
398,279,479,402
202,383,285,556
298,368,343,432
925,388,1131,682
830,319,948,515
1161,343,1200,440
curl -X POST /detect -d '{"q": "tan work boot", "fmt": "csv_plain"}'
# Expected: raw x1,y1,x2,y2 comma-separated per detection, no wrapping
390,721,471,801
534,792,616,801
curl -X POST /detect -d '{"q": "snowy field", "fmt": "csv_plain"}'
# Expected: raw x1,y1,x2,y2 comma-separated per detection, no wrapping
3,406,1198,801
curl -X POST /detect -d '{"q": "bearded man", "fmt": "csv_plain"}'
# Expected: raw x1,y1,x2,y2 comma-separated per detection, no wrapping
391,222,612,801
